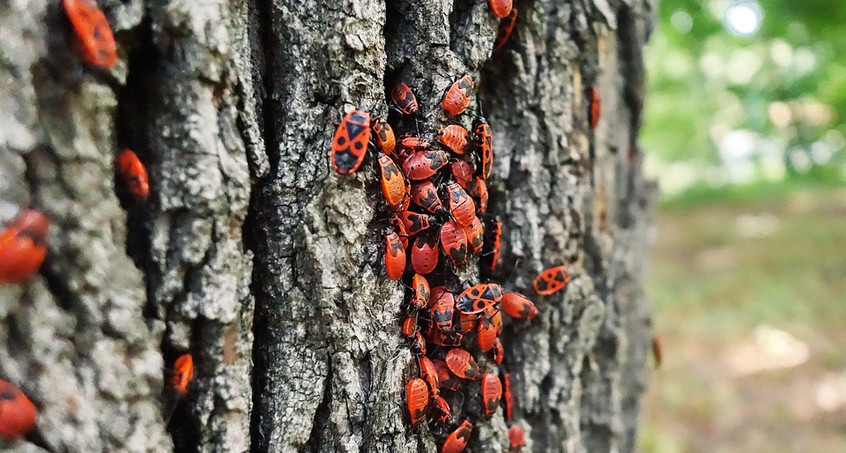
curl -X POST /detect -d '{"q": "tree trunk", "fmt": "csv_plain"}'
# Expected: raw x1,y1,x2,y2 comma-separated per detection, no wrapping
0,0,655,451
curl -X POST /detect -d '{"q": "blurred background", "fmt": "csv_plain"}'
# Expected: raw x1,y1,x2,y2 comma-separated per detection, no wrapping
638,1,846,452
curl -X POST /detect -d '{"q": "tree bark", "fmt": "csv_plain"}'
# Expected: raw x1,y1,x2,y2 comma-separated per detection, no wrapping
0,0,655,451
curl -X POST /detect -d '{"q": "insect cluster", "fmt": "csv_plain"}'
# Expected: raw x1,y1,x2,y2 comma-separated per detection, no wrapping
0,1,192,445
329,5,574,447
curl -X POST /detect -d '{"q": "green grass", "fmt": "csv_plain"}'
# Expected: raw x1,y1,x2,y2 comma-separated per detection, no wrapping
639,183,846,453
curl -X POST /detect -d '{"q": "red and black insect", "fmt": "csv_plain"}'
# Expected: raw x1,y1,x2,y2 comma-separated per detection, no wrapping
430,289,456,333
445,348,479,380
0,379,36,438
441,420,473,453
533,265,571,295
0,209,50,283
410,233,438,275
469,177,488,213
484,217,502,272
406,378,429,425
390,215,410,248
456,283,503,314
474,118,493,179
411,331,427,355
477,307,501,351
481,372,503,418
456,310,480,335
502,373,514,421
172,353,194,395
651,334,663,369
63,0,117,69
447,181,476,227
117,149,150,199
442,75,474,117
419,356,440,398
432,359,462,392
372,118,396,154
403,150,449,180
391,83,419,116
411,180,446,214
488,0,513,18
450,160,475,189
462,216,484,254
501,292,538,319
433,395,451,424
440,221,468,266
439,125,469,154
493,9,518,51
588,87,601,130
384,232,406,280
378,154,407,210
411,273,430,311
397,211,432,235
508,425,526,453
401,136,430,151
330,107,371,174
402,313,418,338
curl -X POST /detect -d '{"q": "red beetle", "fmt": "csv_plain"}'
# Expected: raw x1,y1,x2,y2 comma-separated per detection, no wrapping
456,310,481,335
330,107,371,174
406,378,429,425
501,292,538,319
432,359,462,391
477,307,501,351
441,420,473,453
481,372,502,418
0,379,36,438
503,373,515,421
588,87,601,130
63,0,117,68
378,154,407,209
461,216,484,254
442,75,474,116
533,265,571,295
401,136,430,151
117,149,150,199
391,83,419,116
456,283,503,314
384,232,406,280
372,118,396,154
411,180,446,214
447,182,476,227
172,354,194,395
440,221,468,267
402,150,449,180
0,209,50,283
419,356,440,397
508,425,526,452
410,233,438,275
484,217,502,272
439,125,469,154
390,215,410,249
488,0,513,18
450,160,475,189
430,289,456,333
445,348,479,380
474,118,493,179
492,338,504,364
494,9,518,51
411,273,430,311
397,211,432,236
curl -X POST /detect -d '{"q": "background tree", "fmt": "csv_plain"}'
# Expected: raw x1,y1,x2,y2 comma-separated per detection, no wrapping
0,0,654,451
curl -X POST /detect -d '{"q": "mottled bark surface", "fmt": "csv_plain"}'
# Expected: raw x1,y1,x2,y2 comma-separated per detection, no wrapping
0,0,654,452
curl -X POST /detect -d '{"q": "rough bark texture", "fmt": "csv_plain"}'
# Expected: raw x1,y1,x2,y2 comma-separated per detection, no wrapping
0,0,655,451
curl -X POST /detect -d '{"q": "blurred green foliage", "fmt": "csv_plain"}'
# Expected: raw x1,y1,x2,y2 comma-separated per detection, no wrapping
642,0,846,196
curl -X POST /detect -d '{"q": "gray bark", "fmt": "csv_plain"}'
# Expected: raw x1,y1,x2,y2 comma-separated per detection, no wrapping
0,0,655,452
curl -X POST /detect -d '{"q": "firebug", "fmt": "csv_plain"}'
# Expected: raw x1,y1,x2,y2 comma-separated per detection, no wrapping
410,180,446,214
444,348,479,380
456,283,503,314
503,373,514,421
172,353,194,395
378,154,407,209
63,0,117,69
432,359,462,392
474,118,493,179
484,217,502,272
447,181,476,227
0,209,50,283
442,75,474,116
588,87,600,130
411,331,427,355
405,378,429,425
441,420,473,453
400,136,430,151
450,160,475,189
508,425,526,453
533,265,570,295
397,211,432,236
439,221,468,266
0,379,36,438
402,150,449,180
384,232,406,280
430,289,456,333
117,149,150,199
492,338,504,364
411,273,430,310
438,125,469,154
391,82,419,116
410,233,438,275
477,307,501,351
461,216,484,254
330,107,371,174
481,372,503,417
402,314,418,338
371,118,396,154
501,292,538,319
488,0,513,18
419,356,440,398
470,176,488,213
433,396,451,423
